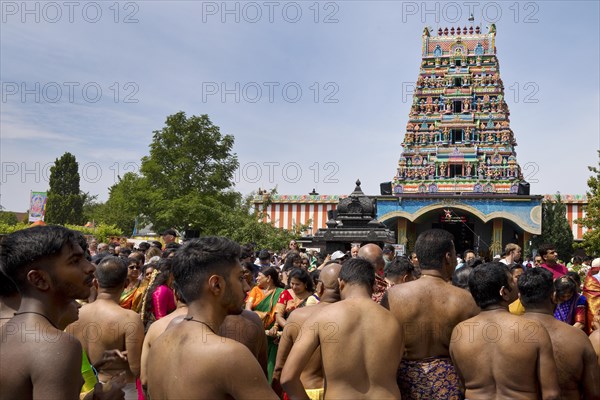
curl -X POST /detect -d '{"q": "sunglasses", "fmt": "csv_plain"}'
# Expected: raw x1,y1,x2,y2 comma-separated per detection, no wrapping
128,266,141,270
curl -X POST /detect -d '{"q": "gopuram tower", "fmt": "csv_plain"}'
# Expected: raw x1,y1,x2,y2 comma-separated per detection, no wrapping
393,23,525,195
376,24,542,258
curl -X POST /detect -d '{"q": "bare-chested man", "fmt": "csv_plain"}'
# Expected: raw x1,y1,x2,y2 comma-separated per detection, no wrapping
281,258,403,400
518,267,600,399
382,229,479,399
357,243,389,303
0,269,20,328
450,262,561,400
68,256,145,400
146,237,277,399
0,226,122,400
273,263,342,399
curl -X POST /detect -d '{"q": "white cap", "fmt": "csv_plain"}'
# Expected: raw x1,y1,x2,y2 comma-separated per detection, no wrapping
331,250,346,261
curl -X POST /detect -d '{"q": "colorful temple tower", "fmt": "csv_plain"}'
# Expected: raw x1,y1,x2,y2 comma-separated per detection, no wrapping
393,24,525,195
376,24,542,258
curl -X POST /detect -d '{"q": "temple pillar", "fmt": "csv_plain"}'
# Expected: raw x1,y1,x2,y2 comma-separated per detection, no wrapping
523,231,532,257
397,218,408,246
490,218,503,257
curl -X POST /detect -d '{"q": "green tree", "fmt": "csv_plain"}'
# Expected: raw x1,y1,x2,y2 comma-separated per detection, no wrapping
536,193,574,261
45,152,84,225
576,151,600,255
102,172,149,234
0,211,18,225
140,112,239,233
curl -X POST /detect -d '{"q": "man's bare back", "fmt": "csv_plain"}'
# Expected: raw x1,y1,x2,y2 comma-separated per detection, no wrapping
525,313,600,399
147,317,276,399
282,297,403,399
219,309,269,375
383,276,479,359
140,305,187,387
70,299,144,383
451,311,560,399
274,302,327,389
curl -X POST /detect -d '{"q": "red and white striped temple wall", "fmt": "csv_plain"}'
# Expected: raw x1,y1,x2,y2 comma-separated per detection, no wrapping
254,194,590,240
253,194,346,234
543,194,589,241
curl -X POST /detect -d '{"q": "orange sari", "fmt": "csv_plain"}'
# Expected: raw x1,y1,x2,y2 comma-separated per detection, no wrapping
582,267,600,334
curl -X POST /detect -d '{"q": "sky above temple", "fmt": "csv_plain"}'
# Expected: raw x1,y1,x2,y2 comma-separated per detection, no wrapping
1,1,599,211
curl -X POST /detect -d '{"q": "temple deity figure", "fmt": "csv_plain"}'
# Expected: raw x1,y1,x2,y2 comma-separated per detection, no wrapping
465,163,472,176
439,162,447,176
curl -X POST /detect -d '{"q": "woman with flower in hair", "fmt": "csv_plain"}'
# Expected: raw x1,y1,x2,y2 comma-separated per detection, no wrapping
141,258,176,332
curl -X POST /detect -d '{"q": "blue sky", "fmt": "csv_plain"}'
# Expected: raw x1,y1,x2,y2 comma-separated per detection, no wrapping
1,1,599,212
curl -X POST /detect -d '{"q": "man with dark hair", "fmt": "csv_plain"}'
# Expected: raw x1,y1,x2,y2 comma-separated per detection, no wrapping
161,229,178,246
463,249,476,264
382,229,478,400
137,242,150,253
357,243,389,303
384,256,416,286
538,243,568,279
273,263,342,399
450,262,561,400
281,258,403,399
68,256,145,400
0,226,101,399
519,268,600,399
146,237,276,399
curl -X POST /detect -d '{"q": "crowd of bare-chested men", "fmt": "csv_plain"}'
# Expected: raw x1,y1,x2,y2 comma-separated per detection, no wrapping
1,225,599,400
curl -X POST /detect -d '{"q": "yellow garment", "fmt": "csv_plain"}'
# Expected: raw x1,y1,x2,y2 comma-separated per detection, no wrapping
305,388,324,400
509,299,525,315
80,350,97,397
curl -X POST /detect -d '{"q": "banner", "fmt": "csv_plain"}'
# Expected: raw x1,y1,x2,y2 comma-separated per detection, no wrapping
29,191,48,222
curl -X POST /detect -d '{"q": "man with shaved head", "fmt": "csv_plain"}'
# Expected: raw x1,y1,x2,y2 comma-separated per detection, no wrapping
272,263,342,399
282,258,403,399
358,243,389,303
382,229,479,399
68,256,145,400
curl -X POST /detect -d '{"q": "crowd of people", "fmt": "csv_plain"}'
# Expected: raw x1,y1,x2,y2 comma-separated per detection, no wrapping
0,225,599,399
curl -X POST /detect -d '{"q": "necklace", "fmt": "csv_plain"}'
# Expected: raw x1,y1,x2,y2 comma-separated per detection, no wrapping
183,316,216,334
421,274,446,281
13,311,59,330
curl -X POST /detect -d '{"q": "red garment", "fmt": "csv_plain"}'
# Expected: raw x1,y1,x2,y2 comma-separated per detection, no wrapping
372,274,390,304
539,263,568,280
152,285,176,319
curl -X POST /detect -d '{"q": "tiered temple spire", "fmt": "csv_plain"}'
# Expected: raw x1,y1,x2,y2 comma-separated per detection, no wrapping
393,23,526,195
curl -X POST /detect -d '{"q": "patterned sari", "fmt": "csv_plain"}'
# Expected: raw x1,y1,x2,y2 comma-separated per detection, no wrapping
583,268,600,334
119,282,141,310
553,294,587,327
255,287,284,383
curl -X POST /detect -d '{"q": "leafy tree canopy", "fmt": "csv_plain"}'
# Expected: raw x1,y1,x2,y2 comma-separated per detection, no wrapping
576,150,600,255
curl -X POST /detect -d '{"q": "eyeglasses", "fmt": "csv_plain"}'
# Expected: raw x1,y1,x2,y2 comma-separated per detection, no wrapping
129,266,141,270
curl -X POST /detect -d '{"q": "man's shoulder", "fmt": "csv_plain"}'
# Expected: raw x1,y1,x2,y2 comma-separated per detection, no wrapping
288,303,327,324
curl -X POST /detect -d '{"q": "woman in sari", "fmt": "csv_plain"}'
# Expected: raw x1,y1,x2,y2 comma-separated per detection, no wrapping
554,275,588,331
119,252,145,310
583,258,600,334
274,268,316,330
141,258,176,332
246,267,285,382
